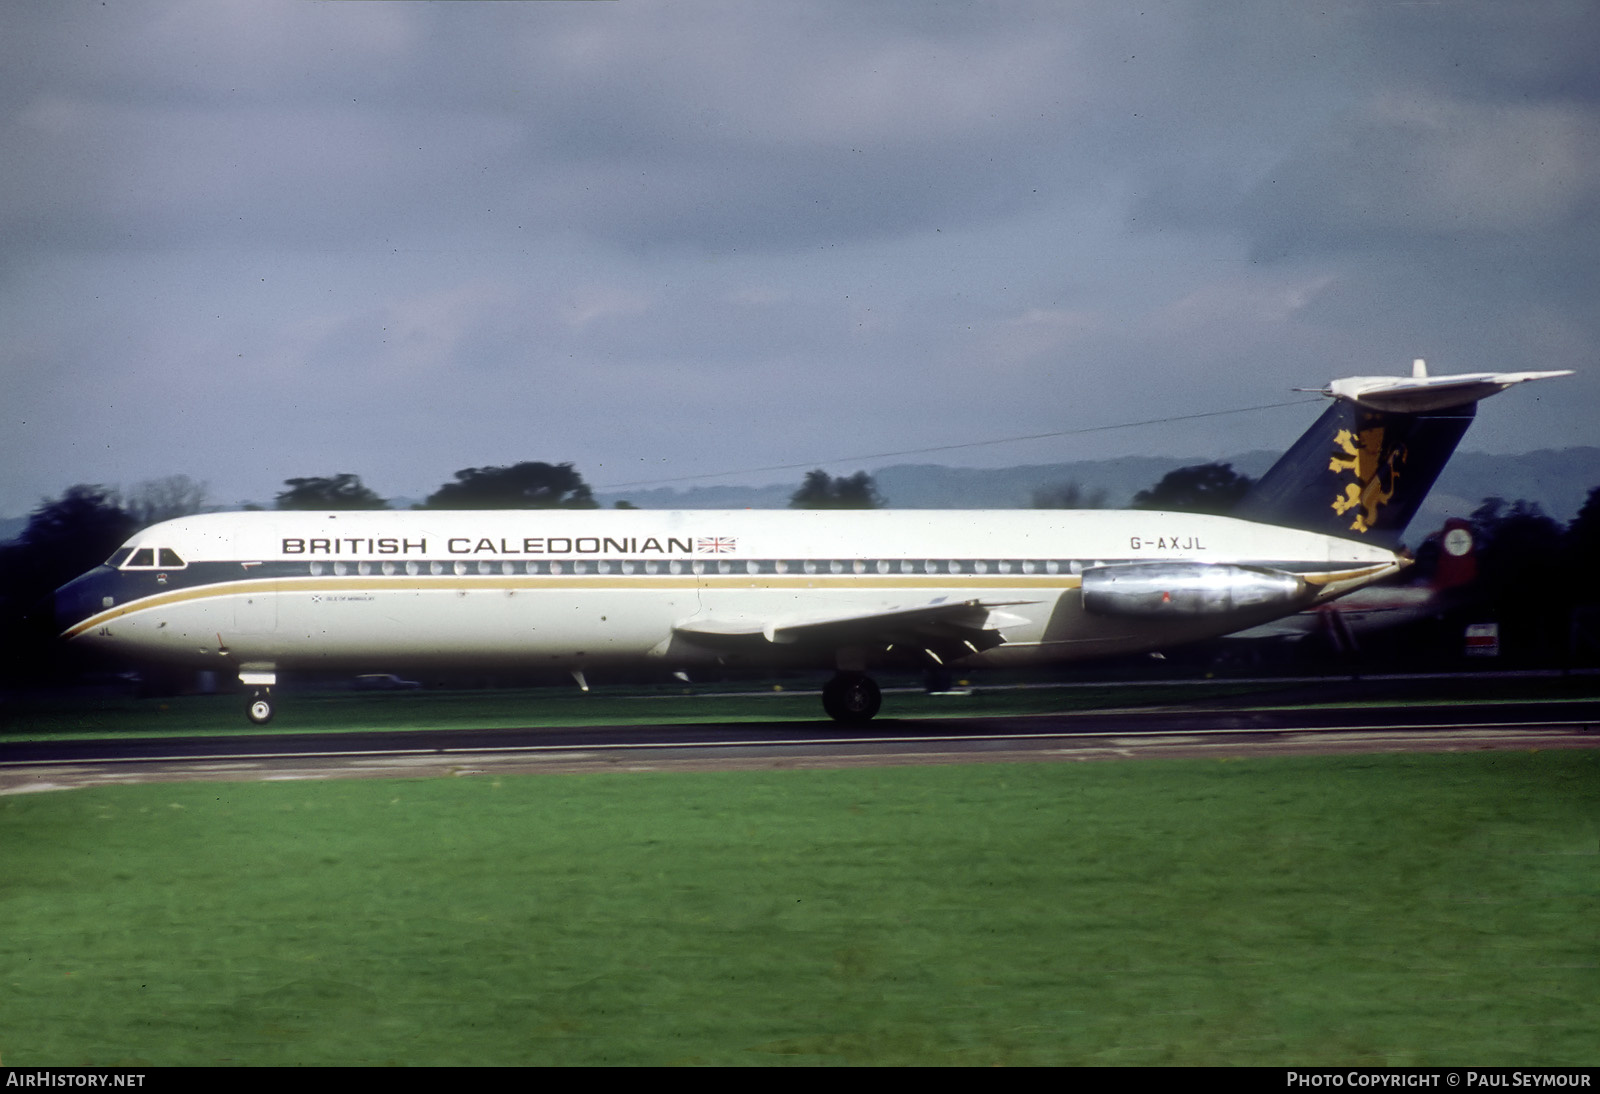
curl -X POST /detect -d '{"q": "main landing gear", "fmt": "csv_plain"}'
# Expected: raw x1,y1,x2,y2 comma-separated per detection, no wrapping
821,672,881,724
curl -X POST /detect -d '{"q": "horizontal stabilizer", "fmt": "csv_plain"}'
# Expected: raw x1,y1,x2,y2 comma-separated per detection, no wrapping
1321,369,1572,414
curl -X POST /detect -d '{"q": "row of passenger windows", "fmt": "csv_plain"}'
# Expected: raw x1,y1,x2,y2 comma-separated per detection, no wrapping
301,558,1098,577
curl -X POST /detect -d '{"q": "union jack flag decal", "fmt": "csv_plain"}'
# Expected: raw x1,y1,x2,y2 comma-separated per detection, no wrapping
696,537,737,553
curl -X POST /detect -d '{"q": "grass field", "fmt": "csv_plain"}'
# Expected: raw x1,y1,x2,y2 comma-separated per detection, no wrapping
3,749,1597,1065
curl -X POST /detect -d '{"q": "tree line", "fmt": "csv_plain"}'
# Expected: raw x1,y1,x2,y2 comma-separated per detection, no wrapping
274,464,602,511
273,464,889,512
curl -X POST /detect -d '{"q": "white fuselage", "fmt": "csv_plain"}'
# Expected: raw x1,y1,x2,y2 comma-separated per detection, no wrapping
58,509,1400,678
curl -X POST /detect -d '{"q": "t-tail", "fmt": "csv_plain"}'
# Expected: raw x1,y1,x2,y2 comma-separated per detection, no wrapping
1233,359,1572,548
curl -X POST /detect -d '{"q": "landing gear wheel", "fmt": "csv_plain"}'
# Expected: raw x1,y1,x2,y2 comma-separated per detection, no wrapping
822,672,881,723
246,689,275,726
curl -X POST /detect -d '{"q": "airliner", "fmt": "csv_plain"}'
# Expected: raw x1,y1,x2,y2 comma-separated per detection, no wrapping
54,362,1568,725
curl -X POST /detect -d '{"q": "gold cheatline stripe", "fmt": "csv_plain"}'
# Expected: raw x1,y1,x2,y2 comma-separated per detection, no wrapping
1300,563,1395,586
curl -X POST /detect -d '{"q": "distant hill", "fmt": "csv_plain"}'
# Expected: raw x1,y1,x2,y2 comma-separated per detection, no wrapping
597,446,1600,531
1425,448,1600,527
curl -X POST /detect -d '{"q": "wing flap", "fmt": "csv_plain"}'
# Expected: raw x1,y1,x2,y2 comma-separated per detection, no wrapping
673,597,1035,656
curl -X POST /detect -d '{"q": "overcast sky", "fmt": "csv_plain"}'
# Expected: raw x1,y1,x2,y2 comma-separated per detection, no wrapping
3,1,1596,516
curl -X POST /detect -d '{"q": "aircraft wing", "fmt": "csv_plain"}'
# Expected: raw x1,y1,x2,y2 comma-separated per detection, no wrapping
674,597,1036,658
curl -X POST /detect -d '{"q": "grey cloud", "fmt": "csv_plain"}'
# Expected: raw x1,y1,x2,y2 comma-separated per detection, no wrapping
1242,95,1600,253
2,1,1093,259
2,2,1595,518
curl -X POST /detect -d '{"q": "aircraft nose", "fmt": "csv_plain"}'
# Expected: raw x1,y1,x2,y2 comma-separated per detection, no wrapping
54,567,112,635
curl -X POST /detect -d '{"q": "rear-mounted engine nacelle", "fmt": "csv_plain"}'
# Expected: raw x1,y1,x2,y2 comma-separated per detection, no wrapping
1081,563,1308,618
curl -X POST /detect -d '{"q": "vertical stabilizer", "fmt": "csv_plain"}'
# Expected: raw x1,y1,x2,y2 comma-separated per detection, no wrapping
1234,365,1571,548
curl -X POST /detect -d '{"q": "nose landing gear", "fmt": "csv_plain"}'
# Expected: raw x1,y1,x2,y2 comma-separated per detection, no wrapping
239,667,278,726
246,689,274,725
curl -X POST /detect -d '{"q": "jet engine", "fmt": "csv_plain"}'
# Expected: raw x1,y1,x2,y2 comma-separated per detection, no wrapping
1081,563,1308,618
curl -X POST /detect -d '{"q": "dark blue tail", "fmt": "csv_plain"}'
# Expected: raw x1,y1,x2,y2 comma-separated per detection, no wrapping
1233,398,1475,548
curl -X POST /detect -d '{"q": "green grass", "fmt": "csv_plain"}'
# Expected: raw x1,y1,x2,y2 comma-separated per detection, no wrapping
3,750,1597,1065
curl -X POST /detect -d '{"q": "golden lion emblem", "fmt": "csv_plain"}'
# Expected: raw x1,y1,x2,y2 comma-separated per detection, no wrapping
1329,427,1404,533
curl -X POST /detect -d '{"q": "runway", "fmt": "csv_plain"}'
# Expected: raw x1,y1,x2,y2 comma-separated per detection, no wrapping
3,695,1597,793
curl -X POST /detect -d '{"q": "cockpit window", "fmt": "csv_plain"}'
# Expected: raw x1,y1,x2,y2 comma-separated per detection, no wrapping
117,546,186,570
106,547,134,568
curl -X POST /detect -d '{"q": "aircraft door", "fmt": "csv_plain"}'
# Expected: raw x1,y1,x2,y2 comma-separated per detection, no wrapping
233,535,279,634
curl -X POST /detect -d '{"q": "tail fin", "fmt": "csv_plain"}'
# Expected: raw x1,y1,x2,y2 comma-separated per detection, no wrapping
1234,396,1475,547
1234,360,1571,548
